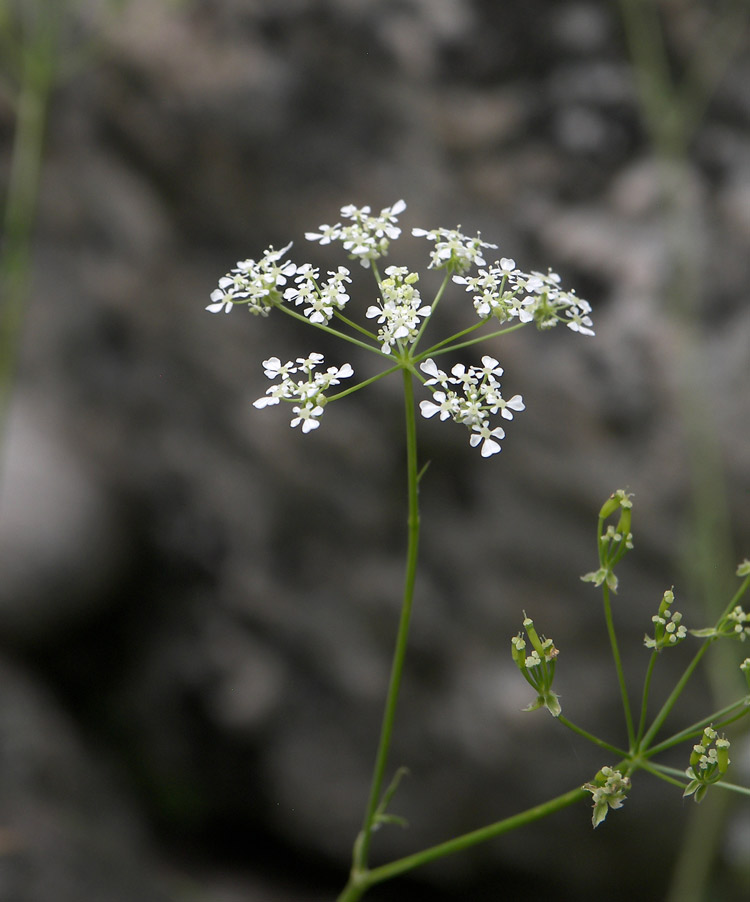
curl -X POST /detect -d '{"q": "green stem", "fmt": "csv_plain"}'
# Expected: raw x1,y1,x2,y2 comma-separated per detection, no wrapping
635,651,658,745
338,786,587,902
327,364,402,402
420,321,526,359
557,715,629,758
411,272,451,351
645,697,750,758
639,641,711,751
333,309,378,341
277,304,387,359
650,764,750,799
602,583,635,747
636,760,690,790
0,16,58,446
351,368,421,873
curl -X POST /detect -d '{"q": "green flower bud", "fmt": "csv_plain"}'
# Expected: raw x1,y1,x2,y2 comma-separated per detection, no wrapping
716,738,730,773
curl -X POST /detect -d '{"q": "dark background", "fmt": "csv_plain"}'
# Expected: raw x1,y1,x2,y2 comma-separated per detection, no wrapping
1,1,749,900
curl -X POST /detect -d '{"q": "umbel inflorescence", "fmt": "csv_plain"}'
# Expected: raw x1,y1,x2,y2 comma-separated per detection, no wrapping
207,200,593,457
207,203,750,900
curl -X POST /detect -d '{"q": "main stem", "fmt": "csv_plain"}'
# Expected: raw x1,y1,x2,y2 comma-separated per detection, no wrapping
350,368,421,874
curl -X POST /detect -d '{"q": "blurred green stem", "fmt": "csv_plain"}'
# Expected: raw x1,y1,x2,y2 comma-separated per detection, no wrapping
0,8,60,448
617,2,750,899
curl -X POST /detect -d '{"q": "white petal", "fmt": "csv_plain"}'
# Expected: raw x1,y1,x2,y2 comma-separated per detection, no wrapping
420,358,440,378
420,400,441,419
481,438,502,457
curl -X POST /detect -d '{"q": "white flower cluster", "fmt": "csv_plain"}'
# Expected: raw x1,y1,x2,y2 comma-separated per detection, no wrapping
725,605,750,641
454,262,594,335
306,199,406,269
207,242,297,316
419,356,525,457
411,226,497,274
644,589,687,650
253,353,354,432
365,266,432,354
583,766,631,828
283,264,352,325
684,726,730,802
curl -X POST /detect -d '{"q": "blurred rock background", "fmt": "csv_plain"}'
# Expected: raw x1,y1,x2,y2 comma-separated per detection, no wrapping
0,0,749,900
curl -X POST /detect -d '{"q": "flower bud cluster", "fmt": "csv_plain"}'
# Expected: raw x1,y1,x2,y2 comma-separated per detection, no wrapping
454,261,594,335
411,226,497,275
581,490,634,592
306,199,407,269
419,356,525,457
207,242,297,316
366,266,432,353
253,354,354,432
741,658,750,694
723,606,750,641
583,766,631,828
692,604,750,642
684,726,730,803
511,613,561,717
644,588,687,650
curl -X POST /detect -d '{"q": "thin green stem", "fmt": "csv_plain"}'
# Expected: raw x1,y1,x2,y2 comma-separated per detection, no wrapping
635,651,658,745
327,363,403,402
411,272,451,351
352,368,421,873
333,309,378,341
419,321,526,360
417,318,487,358
639,641,711,751
0,15,58,447
338,786,587,901
721,573,750,618
277,304,387,359
651,764,750,799
557,715,629,758
645,697,750,758
636,759,690,790
602,584,635,748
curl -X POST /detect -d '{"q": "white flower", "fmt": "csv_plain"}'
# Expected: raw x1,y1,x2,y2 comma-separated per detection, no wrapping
253,353,354,432
291,403,324,432
412,226,497,274
307,200,407,268
262,356,297,379
469,422,506,457
475,355,504,380
497,394,525,420
304,223,340,244
210,242,298,316
452,257,595,335
366,266,431,353
420,358,453,388
418,355,523,457
419,392,455,421
206,286,237,314
284,265,351,325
